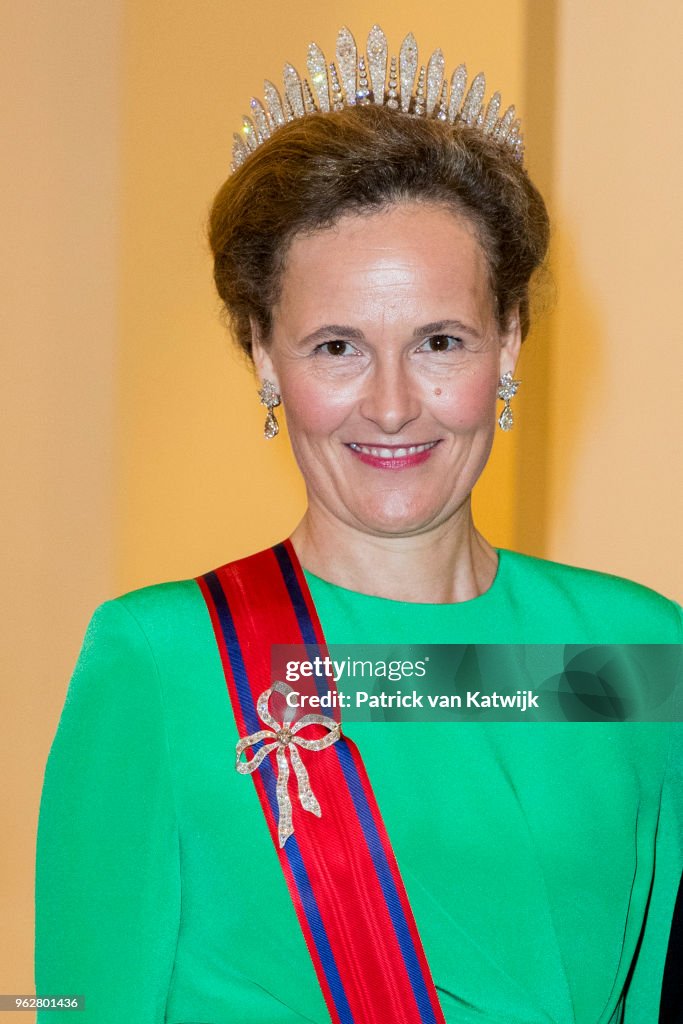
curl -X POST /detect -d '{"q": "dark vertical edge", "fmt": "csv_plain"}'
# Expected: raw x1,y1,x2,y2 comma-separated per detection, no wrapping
515,0,559,556
659,867,683,1022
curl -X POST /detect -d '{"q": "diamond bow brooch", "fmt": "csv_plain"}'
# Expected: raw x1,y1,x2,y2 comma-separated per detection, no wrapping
236,680,341,847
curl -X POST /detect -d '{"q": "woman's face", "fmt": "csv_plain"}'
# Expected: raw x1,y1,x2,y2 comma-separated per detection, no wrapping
253,201,520,539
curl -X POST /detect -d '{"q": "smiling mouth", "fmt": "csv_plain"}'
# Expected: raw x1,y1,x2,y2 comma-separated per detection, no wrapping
347,441,439,458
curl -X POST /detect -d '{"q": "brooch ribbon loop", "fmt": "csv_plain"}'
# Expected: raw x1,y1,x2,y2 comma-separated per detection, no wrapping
236,680,341,847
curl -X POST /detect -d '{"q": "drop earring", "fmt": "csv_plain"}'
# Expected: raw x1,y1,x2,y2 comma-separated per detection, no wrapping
258,380,281,439
497,371,521,431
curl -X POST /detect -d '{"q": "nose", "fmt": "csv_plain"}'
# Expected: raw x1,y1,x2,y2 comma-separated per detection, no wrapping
358,355,421,435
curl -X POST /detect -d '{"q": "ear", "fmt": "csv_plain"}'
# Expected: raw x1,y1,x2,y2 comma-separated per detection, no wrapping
498,306,522,378
250,316,279,390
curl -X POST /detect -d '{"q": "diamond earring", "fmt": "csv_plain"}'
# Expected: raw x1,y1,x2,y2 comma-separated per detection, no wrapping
497,371,521,431
258,380,281,439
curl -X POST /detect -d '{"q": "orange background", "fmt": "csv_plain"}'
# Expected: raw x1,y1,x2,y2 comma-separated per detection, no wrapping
2,0,681,1013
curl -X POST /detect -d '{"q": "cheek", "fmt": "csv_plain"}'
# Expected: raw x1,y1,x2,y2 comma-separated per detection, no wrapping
435,374,498,429
280,376,352,439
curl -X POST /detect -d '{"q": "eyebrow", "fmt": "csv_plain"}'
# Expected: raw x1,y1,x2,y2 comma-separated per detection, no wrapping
300,325,366,345
300,319,481,345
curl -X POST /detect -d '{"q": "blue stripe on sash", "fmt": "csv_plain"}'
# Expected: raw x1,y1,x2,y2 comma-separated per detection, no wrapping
202,569,355,1024
334,741,439,1024
273,543,333,701
273,556,438,1024
204,570,260,735
272,543,318,646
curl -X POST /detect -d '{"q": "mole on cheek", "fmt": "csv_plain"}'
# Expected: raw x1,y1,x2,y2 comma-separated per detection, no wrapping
434,387,442,397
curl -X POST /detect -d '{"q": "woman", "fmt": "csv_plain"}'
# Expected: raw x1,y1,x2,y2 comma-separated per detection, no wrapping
35,25,681,1024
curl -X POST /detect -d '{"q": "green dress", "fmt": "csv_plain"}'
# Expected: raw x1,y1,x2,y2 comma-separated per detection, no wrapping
35,549,682,1023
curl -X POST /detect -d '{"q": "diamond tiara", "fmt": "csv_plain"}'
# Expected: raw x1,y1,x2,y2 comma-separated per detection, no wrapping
231,24,524,172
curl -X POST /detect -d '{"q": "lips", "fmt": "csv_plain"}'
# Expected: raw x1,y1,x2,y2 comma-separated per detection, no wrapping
347,441,439,459
345,440,440,470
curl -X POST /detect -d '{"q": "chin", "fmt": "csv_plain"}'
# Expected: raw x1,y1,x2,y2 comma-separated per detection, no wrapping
349,498,458,537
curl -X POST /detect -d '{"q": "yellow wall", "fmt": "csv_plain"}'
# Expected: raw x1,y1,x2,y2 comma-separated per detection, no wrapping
4,0,681,1011
1,0,121,1006
547,0,683,590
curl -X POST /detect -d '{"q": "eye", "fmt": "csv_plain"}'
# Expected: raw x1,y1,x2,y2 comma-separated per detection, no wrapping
419,334,465,353
315,340,358,356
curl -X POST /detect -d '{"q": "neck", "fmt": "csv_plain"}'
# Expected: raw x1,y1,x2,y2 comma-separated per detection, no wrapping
289,501,498,604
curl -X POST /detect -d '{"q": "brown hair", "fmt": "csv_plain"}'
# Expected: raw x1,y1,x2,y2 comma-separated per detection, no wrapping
208,105,550,358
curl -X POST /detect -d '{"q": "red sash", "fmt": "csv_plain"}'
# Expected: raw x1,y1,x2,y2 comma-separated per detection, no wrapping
197,540,446,1024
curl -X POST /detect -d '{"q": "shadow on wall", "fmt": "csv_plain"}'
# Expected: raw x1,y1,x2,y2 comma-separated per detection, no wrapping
515,0,602,561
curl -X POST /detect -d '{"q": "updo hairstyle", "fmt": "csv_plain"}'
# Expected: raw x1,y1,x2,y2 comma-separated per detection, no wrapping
208,105,550,359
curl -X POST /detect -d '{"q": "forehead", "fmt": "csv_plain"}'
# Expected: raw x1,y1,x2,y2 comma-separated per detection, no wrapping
274,201,494,330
